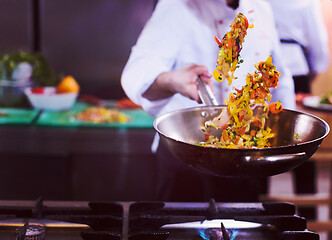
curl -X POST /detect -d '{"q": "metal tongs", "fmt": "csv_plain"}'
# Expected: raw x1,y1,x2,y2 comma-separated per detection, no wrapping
197,76,266,116
196,76,219,106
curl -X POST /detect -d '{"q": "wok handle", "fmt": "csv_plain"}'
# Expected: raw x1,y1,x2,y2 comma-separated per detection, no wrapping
196,77,219,106
242,152,307,163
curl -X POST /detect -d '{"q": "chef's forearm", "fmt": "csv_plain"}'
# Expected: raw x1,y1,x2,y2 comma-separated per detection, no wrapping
142,72,175,101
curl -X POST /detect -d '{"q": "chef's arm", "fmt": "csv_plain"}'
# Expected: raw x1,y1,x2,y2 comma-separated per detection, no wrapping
142,64,212,103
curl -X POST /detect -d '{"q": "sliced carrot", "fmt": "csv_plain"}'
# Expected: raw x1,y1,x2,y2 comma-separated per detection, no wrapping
214,36,222,47
222,130,230,142
269,102,283,114
221,124,228,130
236,126,246,135
252,117,262,128
243,15,249,29
256,87,267,99
204,133,210,141
250,129,257,136
238,109,246,122
250,90,255,99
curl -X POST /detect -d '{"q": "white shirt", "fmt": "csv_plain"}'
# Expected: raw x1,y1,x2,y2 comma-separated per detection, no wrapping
267,0,330,76
121,0,296,118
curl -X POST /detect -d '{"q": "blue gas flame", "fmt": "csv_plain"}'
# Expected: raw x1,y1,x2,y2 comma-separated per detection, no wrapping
197,228,238,240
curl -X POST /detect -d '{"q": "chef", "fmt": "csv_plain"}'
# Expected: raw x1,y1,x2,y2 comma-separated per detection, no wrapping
121,0,296,202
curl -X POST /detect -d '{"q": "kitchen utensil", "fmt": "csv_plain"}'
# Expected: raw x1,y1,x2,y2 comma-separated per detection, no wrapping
196,77,219,106
79,95,141,109
78,94,114,108
153,78,329,177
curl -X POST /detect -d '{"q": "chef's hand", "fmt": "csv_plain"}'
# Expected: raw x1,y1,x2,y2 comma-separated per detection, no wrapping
143,64,213,103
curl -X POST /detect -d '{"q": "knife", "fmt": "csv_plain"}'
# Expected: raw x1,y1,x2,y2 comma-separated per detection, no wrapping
78,95,115,108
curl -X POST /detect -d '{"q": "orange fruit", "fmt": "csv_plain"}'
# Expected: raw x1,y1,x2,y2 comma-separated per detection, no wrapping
56,75,80,93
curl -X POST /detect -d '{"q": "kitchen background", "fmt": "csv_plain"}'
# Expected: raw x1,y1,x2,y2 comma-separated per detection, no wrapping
0,0,159,202
1,0,331,97
0,0,331,203
0,0,157,99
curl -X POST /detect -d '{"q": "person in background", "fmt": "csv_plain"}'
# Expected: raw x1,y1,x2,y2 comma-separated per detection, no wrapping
267,0,329,93
267,0,330,219
121,0,296,202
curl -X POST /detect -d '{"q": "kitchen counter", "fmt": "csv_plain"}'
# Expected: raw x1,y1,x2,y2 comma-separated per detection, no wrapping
0,101,156,155
0,103,158,202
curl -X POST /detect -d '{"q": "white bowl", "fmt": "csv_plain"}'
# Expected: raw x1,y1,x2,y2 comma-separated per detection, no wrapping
24,87,78,111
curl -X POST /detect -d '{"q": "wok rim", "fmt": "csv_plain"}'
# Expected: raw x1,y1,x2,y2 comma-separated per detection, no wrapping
153,105,330,151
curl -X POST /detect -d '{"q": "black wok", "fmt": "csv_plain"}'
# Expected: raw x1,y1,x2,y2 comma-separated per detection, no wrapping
154,104,329,177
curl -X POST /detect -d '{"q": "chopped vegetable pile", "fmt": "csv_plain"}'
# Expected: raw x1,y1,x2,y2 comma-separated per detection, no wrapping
76,107,131,124
201,55,282,149
199,13,284,149
213,13,253,85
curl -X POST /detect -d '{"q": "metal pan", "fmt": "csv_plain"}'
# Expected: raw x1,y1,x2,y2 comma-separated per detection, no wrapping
153,79,330,177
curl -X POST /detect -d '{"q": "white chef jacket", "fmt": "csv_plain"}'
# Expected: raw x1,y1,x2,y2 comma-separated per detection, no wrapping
121,0,296,153
267,0,330,76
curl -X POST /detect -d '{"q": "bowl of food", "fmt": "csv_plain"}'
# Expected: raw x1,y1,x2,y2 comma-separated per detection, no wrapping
24,86,78,111
24,75,80,111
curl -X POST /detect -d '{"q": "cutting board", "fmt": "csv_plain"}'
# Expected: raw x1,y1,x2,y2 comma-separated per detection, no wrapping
36,101,155,128
0,108,39,125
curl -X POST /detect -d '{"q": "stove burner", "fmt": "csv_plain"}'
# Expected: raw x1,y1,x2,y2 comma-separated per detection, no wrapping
0,198,321,240
16,223,45,240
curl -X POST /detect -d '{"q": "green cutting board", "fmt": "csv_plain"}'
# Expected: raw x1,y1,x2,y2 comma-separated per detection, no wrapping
0,108,39,125
36,101,155,128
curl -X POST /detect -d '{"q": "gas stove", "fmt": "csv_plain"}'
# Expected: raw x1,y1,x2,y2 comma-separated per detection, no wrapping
0,198,319,240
